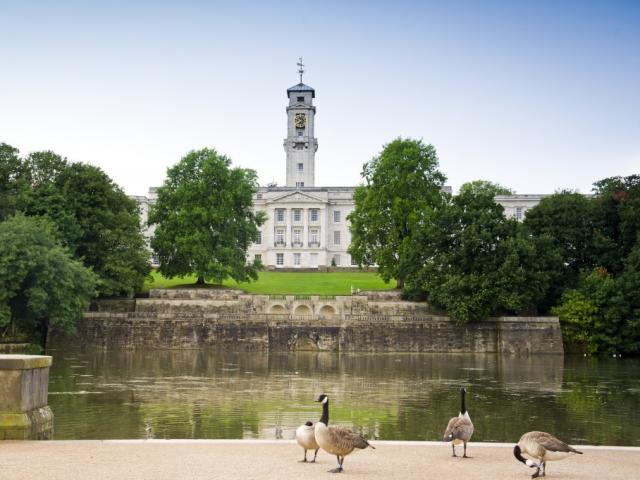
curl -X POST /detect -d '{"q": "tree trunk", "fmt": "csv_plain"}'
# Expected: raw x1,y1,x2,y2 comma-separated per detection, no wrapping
196,276,206,285
396,278,404,289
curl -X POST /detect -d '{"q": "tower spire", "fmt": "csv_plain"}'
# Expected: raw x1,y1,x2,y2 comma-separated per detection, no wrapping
297,57,305,83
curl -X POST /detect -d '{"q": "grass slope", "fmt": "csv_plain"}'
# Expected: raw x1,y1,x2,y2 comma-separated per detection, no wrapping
144,270,395,295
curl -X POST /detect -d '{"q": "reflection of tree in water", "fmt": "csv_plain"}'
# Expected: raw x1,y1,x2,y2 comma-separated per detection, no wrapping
47,346,640,445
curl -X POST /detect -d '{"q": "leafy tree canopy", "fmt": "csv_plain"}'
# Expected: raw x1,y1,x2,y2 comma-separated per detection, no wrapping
408,186,560,323
0,215,96,345
347,138,447,287
149,148,265,284
458,180,514,196
0,144,150,297
0,143,29,221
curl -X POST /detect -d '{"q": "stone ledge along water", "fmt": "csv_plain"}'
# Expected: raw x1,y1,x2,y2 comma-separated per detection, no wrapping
65,289,563,353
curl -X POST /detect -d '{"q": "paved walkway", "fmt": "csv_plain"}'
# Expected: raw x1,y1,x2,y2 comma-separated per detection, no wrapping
1,440,639,480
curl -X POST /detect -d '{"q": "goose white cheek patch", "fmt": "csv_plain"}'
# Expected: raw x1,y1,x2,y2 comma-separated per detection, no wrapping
322,397,328,404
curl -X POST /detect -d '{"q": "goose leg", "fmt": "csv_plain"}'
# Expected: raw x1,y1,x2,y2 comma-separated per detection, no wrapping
531,465,541,479
299,449,308,463
329,455,343,473
541,461,546,477
451,444,457,457
311,448,318,463
463,441,471,458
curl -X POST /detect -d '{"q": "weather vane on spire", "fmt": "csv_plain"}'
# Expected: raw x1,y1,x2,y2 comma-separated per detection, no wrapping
297,57,305,83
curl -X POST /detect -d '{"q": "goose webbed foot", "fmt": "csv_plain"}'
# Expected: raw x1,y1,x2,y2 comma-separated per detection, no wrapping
451,445,457,457
298,459,307,463
329,456,344,473
531,467,541,479
463,454,471,458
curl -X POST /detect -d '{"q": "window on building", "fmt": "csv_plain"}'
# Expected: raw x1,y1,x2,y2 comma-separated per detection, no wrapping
334,230,341,245
333,255,341,266
516,207,523,220
293,209,301,222
297,162,304,173
256,193,262,200
297,129,304,137
276,209,285,222
297,96,304,102
293,228,302,244
275,229,285,245
310,209,318,222
294,253,301,265
351,256,358,265
254,254,261,263
310,228,319,245
276,253,284,266
296,181,304,188
334,210,341,223
255,231,262,245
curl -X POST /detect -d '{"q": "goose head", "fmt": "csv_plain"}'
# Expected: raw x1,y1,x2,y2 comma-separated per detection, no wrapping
514,445,538,469
316,394,329,404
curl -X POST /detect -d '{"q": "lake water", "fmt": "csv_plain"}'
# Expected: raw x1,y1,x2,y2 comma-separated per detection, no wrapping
46,348,640,445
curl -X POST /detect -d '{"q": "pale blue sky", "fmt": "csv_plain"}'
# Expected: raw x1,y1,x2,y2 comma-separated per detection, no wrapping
1,0,638,196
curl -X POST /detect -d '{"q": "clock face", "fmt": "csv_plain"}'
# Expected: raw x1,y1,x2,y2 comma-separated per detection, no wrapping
294,113,306,129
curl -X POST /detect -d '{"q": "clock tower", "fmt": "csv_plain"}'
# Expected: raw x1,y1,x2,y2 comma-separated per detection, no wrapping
284,58,317,188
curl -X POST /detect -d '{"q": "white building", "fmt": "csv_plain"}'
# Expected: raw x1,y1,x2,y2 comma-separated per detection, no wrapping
135,66,548,268
246,77,358,268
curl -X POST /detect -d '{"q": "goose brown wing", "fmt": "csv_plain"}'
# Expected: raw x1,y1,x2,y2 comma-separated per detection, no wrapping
536,432,580,453
328,425,370,451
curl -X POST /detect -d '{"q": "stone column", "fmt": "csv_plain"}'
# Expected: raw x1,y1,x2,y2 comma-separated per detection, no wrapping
0,355,54,439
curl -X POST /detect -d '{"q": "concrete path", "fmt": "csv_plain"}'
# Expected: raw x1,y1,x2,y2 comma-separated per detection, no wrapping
1,440,639,480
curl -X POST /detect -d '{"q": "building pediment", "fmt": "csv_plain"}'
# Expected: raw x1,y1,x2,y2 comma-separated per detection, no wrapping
267,190,326,205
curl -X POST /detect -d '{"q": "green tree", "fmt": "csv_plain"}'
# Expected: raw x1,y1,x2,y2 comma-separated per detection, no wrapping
409,186,558,323
347,138,447,288
592,175,640,274
523,190,608,309
458,180,514,196
551,290,598,352
0,147,150,297
149,148,264,285
0,215,96,346
50,163,150,297
0,143,29,221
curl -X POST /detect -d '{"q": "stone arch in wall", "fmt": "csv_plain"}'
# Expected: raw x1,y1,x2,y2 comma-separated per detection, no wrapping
318,305,337,318
269,304,286,314
293,336,319,351
293,304,312,316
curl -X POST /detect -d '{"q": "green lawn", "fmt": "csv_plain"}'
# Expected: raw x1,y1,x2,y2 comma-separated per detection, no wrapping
143,270,395,295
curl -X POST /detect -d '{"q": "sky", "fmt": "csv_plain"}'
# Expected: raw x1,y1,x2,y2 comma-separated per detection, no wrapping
1,0,638,196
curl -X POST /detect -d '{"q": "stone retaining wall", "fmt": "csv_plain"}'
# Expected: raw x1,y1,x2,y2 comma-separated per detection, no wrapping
69,290,563,354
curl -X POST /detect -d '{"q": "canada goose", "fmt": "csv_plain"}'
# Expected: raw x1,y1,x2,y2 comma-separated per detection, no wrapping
513,431,583,478
443,387,474,458
296,421,319,463
314,394,375,473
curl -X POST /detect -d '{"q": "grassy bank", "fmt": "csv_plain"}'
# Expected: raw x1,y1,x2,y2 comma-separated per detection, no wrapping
143,270,395,295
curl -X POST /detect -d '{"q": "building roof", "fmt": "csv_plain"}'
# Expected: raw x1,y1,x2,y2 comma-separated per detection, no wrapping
287,83,315,98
